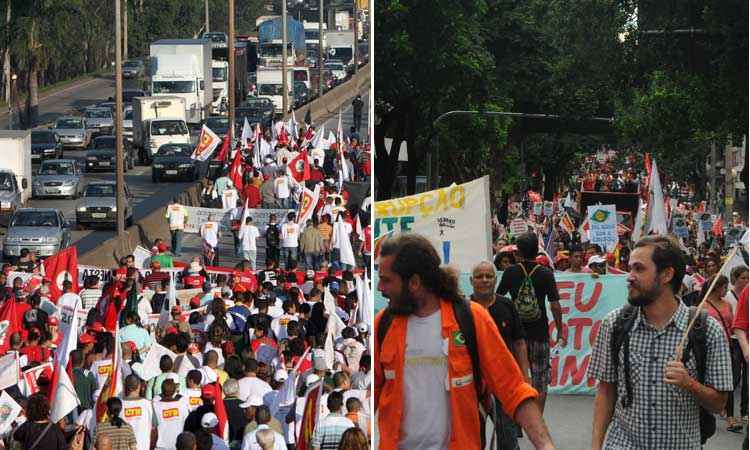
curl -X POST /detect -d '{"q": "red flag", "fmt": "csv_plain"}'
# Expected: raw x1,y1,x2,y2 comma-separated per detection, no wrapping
712,216,723,237
297,381,324,450
214,134,231,164
42,247,78,302
288,151,311,182
210,382,229,440
229,149,244,191
0,299,21,355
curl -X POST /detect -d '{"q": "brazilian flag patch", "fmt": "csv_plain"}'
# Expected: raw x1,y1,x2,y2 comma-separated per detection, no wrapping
452,331,466,346
591,209,610,223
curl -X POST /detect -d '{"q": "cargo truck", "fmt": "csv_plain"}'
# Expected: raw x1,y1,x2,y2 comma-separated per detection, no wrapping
132,96,190,164
256,67,294,116
149,39,213,125
325,31,355,66
0,131,32,225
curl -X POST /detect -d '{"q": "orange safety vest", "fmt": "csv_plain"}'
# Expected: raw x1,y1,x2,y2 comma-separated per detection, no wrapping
374,299,538,450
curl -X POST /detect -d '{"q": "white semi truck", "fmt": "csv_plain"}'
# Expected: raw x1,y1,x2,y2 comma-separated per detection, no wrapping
256,67,294,116
149,39,213,125
325,31,355,66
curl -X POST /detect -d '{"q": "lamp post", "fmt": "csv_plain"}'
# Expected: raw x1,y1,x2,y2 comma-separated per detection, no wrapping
115,0,125,237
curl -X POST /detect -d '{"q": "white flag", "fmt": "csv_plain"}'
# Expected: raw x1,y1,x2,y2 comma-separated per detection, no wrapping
49,292,82,422
646,158,668,235
254,123,263,168
311,124,324,150
0,353,18,391
324,311,347,370
136,343,177,382
241,117,253,150
631,199,645,243
333,215,356,267
0,390,21,435
337,110,350,182
323,287,338,317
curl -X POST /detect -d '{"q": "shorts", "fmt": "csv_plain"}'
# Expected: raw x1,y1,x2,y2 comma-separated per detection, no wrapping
526,339,551,394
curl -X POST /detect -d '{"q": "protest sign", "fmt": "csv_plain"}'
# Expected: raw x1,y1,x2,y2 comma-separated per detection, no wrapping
373,176,492,270
533,202,543,216
0,391,21,434
587,204,618,252
671,215,688,238
373,270,629,394
78,265,113,286
22,363,52,396
699,213,713,233
0,353,18,391
510,218,528,235
183,206,287,234
543,201,554,217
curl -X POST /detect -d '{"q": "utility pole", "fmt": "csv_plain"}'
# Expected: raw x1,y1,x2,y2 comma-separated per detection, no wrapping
724,139,734,222
281,0,289,118
352,0,358,73
123,0,128,60
115,0,125,237
318,0,324,97
204,0,210,33
228,0,235,140
709,141,716,213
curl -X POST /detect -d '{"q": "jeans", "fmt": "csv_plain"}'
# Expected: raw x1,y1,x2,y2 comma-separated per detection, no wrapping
281,247,298,269
242,250,257,270
170,229,183,256
304,253,320,271
331,248,352,271
278,197,290,209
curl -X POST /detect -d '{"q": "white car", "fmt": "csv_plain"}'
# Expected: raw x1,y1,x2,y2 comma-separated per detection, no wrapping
324,61,347,81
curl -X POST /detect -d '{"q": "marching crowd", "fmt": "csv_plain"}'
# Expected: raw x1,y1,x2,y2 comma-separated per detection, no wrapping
0,112,373,450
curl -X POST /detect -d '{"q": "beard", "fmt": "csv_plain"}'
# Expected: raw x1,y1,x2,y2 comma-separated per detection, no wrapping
386,285,417,316
627,276,661,307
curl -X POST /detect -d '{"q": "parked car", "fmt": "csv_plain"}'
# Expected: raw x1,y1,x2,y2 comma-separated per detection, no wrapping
84,107,114,137
205,116,230,138
51,116,90,149
123,59,145,79
32,159,84,199
76,181,134,229
152,143,198,182
30,130,63,163
3,208,72,260
86,136,135,172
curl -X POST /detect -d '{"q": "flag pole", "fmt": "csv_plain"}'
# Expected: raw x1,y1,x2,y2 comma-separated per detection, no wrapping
676,244,740,356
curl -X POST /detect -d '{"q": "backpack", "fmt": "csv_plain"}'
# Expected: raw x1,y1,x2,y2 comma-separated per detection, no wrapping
515,263,542,322
611,304,715,444
377,299,498,448
266,223,280,248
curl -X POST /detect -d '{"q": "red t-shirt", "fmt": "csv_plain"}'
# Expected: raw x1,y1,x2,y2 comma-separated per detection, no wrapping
20,345,50,364
242,184,262,208
232,271,258,292
733,287,748,332
183,274,206,289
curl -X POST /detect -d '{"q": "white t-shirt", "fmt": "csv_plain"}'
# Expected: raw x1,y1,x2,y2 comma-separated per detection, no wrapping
91,359,113,400
238,376,273,402
120,397,153,450
222,189,239,210
185,387,204,411
270,313,298,341
153,396,190,450
397,310,450,450
165,204,187,230
241,424,287,450
280,222,300,248
239,224,260,251
200,221,220,248
274,176,291,199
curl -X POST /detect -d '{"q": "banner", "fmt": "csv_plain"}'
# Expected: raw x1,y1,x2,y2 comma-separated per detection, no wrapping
533,202,543,216
22,363,52,396
183,206,288,234
0,391,21,435
373,271,630,395
373,176,492,269
543,201,554,217
587,204,618,252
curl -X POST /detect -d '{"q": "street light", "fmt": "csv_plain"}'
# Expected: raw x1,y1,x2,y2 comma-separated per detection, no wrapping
430,110,615,189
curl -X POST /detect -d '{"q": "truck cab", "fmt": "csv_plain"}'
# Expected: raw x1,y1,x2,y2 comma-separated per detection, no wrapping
211,60,229,113
143,118,191,162
0,169,27,226
256,68,294,116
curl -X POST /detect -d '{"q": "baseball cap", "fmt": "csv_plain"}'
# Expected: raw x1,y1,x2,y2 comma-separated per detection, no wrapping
274,369,288,382
157,242,169,253
79,333,96,344
201,412,218,428
356,322,369,334
587,255,607,267
200,384,215,399
306,374,320,386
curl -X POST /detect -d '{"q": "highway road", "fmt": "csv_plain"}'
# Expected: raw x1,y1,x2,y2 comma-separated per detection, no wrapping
0,73,369,260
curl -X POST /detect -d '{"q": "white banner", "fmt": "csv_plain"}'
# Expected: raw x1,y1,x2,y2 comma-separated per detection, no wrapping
183,206,288,234
0,353,18,391
587,204,618,252
136,343,177,381
0,390,21,435
373,176,493,270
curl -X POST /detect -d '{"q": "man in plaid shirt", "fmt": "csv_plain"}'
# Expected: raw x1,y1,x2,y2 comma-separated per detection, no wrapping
589,235,733,450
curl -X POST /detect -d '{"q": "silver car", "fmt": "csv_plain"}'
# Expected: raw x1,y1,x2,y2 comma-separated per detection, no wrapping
52,116,90,149
3,208,72,259
76,181,134,229
32,159,84,199
84,107,114,137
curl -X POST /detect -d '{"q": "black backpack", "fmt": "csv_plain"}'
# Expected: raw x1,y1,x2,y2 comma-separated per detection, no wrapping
611,304,715,444
266,223,280,248
377,299,496,447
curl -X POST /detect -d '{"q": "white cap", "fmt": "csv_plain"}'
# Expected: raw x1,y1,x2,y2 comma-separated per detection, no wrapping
356,322,369,333
306,374,320,386
274,369,288,382
201,412,218,428
587,255,606,266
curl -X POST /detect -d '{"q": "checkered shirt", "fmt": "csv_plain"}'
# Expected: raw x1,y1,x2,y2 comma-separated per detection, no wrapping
587,301,734,449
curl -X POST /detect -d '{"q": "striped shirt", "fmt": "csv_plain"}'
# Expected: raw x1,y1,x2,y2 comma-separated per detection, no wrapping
95,421,138,450
310,413,355,450
80,288,103,311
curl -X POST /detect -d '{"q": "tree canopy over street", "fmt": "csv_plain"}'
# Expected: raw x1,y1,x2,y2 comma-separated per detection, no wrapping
375,0,748,203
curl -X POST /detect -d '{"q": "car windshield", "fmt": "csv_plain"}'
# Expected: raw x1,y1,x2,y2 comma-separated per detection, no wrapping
56,119,82,129
11,211,58,227
151,120,188,136
85,184,115,197
124,61,141,68
94,138,115,149
85,109,111,119
259,84,283,96
212,67,227,82
32,132,56,144
0,173,13,191
157,145,191,157
40,162,74,175
152,81,195,94
206,118,229,132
